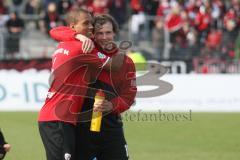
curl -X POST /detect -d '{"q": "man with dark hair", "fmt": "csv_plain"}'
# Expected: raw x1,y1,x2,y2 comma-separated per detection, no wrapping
38,8,125,160
78,14,136,160
50,13,137,160
94,14,119,34
0,129,11,160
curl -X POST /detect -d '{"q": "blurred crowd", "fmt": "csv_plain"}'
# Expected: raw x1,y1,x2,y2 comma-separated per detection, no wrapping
129,0,240,61
0,0,240,62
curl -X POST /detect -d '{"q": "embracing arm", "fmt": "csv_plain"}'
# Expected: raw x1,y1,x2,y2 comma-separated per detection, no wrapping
50,26,76,41
50,26,124,71
111,57,137,113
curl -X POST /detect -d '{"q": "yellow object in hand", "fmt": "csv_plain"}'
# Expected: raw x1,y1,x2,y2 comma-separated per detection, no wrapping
90,90,105,132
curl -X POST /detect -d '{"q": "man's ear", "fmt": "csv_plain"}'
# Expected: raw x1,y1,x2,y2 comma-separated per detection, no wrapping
70,23,75,29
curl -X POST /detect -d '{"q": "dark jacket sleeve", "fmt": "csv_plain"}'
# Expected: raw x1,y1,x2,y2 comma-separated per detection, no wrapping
0,129,6,145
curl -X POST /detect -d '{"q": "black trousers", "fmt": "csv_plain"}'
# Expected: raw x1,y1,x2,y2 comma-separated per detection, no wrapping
0,130,6,160
76,125,129,160
39,121,76,160
5,33,21,54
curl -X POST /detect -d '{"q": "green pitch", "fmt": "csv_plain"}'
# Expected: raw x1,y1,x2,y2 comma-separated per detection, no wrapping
0,112,240,160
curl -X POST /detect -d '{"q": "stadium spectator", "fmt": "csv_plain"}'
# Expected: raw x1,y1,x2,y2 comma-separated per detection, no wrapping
23,0,42,15
4,11,24,59
141,0,159,38
165,1,183,35
0,1,9,29
186,27,199,57
8,0,24,15
223,8,237,28
142,0,159,16
221,19,239,60
156,0,171,17
0,129,11,160
42,0,58,11
206,28,222,49
57,0,73,15
202,27,222,58
130,0,145,45
87,0,109,15
184,0,198,27
23,0,42,30
151,17,164,60
39,2,61,35
0,13,9,29
75,0,91,9
0,0,8,14
230,0,240,26
211,0,222,28
165,1,187,59
108,0,128,29
195,5,211,47
235,31,240,60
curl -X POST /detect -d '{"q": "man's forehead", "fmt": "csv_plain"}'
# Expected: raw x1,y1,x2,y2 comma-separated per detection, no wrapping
95,22,113,32
78,13,92,21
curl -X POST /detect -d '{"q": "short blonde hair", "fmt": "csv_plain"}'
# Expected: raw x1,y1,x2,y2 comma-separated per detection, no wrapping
66,8,92,26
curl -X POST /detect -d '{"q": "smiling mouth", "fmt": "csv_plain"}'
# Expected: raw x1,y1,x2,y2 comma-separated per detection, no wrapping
101,41,109,45
99,41,107,48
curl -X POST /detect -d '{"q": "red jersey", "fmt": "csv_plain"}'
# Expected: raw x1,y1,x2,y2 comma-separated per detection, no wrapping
87,3,109,15
38,36,110,125
195,12,211,31
165,13,183,32
49,26,137,116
